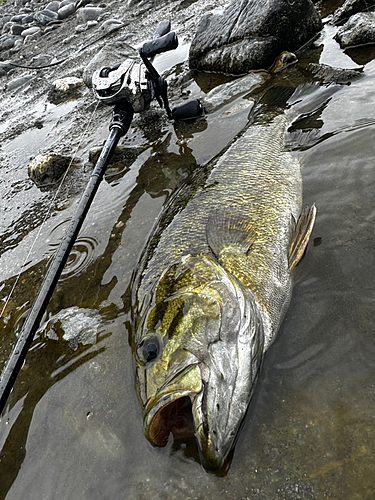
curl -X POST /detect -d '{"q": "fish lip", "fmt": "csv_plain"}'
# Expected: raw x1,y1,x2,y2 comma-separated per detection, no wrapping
144,390,198,447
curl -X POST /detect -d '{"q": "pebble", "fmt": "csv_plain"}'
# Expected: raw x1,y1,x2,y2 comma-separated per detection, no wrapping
21,26,41,36
0,34,16,51
46,1,60,12
5,73,34,91
58,3,76,19
10,24,25,35
34,9,59,25
60,0,76,6
100,18,123,33
76,6,102,23
52,76,83,92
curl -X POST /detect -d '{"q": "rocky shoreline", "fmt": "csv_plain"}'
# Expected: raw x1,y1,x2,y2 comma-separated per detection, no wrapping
1,0,375,189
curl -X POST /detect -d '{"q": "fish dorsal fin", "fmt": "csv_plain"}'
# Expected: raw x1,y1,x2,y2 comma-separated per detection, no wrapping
288,205,316,270
206,211,257,259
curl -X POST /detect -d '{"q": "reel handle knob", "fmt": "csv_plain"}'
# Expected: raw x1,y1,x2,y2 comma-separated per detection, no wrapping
171,100,204,121
141,32,178,58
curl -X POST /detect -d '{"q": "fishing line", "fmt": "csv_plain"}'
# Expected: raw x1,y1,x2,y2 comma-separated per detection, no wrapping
0,99,100,323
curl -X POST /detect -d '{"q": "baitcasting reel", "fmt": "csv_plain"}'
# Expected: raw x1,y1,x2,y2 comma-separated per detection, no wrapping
92,21,204,121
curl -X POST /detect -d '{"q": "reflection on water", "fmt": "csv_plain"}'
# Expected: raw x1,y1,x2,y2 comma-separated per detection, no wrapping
1,16,375,500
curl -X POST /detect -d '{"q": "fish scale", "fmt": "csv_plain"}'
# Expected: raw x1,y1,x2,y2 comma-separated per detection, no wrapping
136,113,301,346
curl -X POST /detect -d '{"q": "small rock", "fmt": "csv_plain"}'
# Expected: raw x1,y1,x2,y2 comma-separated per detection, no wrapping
332,0,370,26
60,0,75,6
76,6,102,23
46,1,60,12
335,12,375,48
0,34,16,51
21,26,41,36
34,9,59,25
10,39,23,53
100,18,123,33
10,24,25,35
48,76,84,102
28,153,73,186
2,21,13,34
58,3,75,18
40,307,101,350
21,14,35,23
0,60,13,76
203,72,267,109
10,14,25,22
53,76,83,92
62,33,78,43
75,23,87,32
5,73,34,91
30,53,53,66
87,19,98,27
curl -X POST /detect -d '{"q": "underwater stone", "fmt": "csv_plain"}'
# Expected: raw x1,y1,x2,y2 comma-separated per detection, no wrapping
28,153,73,186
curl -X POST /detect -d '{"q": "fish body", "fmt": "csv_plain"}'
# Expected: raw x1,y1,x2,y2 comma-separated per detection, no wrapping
130,111,315,470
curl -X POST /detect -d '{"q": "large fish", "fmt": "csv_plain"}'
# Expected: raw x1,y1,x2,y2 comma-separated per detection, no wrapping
130,104,316,470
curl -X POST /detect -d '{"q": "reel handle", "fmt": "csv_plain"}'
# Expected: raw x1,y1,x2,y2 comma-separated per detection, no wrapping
171,100,204,121
141,32,178,58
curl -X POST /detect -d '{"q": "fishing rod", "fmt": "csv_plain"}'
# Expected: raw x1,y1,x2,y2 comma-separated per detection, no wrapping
0,20,204,415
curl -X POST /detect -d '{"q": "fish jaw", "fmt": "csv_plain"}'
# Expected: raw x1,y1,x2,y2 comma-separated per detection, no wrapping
192,290,264,470
143,363,203,446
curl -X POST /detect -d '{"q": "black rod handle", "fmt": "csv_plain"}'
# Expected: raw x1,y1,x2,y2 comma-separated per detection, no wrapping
0,103,133,414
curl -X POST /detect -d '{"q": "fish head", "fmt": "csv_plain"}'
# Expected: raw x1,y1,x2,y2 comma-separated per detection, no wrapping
133,254,264,471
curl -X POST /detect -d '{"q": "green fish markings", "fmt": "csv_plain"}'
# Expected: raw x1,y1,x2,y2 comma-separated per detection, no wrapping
130,110,316,471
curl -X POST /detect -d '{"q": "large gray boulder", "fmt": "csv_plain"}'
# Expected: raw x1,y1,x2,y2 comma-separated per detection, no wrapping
335,12,375,48
332,0,371,26
189,0,322,75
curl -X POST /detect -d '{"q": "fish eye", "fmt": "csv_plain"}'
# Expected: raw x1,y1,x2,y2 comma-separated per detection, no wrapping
137,336,160,364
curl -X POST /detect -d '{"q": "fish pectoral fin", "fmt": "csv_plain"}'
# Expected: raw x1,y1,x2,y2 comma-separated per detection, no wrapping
206,211,257,259
288,204,317,270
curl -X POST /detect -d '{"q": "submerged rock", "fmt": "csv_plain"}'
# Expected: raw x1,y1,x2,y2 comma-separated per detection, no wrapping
189,0,322,74
335,12,375,48
28,153,73,186
42,306,101,350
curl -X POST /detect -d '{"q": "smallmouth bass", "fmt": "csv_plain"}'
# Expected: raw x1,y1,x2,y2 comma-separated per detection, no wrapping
130,110,316,470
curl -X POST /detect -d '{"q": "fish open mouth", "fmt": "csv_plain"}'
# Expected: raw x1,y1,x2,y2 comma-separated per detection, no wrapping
146,395,195,447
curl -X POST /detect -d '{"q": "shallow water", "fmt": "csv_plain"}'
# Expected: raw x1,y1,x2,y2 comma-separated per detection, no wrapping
1,17,375,500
